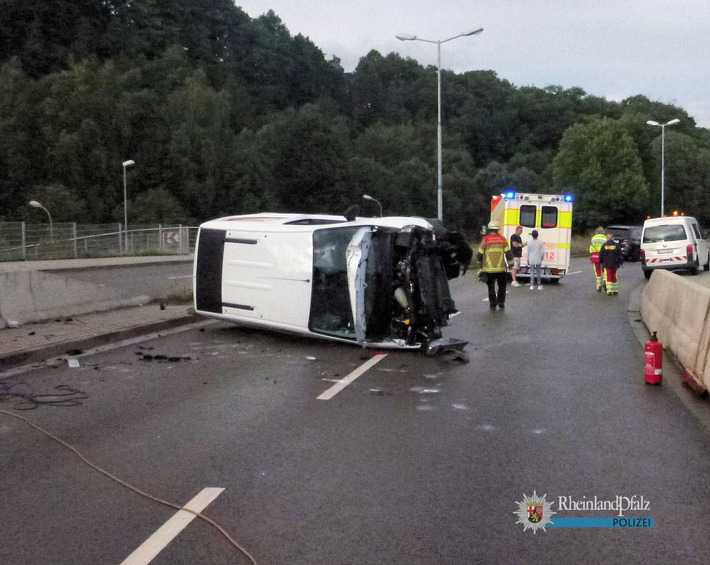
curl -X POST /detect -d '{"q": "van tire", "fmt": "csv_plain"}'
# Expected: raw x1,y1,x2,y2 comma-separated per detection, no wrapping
704,253,710,272
690,259,699,275
643,270,652,280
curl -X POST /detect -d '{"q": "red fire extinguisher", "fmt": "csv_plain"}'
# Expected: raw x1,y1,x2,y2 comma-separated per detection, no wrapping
644,332,663,385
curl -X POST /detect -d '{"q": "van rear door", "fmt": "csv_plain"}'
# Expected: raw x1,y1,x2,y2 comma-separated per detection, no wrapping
642,223,689,266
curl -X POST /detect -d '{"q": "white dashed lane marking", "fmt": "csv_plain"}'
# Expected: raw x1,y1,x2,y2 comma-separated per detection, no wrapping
120,487,224,565
317,354,388,400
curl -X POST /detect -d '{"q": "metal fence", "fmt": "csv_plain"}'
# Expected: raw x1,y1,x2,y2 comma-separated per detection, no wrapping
0,223,198,261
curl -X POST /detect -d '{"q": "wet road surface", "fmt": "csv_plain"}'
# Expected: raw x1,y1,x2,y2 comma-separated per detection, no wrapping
2,258,710,564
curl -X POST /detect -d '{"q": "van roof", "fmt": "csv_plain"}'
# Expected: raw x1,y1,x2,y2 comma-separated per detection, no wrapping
643,216,697,227
200,213,434,232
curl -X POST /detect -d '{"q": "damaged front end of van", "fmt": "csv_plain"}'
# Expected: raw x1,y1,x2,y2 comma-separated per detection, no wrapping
194,214,471,354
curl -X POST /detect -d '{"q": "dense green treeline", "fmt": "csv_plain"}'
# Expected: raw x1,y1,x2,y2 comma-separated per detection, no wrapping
1,1,709,234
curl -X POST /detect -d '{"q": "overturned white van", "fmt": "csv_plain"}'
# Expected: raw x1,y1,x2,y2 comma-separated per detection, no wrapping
193,213,472,352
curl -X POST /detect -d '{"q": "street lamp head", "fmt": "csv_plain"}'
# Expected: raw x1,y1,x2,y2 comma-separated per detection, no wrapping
396,33,417,41
666,118,680,126
462,27,484,36
29,200,42,208
362,194,375,201
646,120,660,126
122,159,135,168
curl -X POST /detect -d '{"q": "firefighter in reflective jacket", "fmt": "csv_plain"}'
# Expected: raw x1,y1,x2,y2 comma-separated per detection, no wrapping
599,232,624,295
477,222,511,310
589,227,607,291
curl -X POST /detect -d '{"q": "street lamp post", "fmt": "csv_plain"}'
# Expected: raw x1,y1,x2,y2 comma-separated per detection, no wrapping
362,194,383,217
646,119,680,216
396,28,483,222
122,159,135,252
28,200,53,241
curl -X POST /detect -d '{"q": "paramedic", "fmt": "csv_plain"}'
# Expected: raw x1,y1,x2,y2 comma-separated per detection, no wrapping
589,227,607,292
599,231,624,295
478,222,511,310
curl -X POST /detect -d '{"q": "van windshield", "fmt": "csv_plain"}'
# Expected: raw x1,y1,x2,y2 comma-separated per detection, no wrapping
309,227,359,339
643,224,687,243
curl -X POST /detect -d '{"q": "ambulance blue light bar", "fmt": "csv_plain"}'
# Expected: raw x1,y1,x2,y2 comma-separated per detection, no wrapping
503,190,517,199
563,194,574,202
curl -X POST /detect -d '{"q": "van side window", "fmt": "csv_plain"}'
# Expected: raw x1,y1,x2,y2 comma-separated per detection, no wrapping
692,223,702,239
541,206,558,228
519,205,536,228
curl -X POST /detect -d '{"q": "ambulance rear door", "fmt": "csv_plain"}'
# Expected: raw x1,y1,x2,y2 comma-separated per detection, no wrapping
538,203,570,275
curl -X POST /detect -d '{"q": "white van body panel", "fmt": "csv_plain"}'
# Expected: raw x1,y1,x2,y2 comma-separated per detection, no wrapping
192,213,468,350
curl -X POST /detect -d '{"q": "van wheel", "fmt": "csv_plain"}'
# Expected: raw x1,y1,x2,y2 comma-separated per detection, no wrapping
690,260,699,275
705,253,710,272
643,270,652,280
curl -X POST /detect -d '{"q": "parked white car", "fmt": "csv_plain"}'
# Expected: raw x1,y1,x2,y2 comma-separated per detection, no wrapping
640,215,710,279
193,212,472,352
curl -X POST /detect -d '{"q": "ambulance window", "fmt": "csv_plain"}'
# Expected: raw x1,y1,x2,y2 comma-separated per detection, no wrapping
519,205,536,228
541,206,558,228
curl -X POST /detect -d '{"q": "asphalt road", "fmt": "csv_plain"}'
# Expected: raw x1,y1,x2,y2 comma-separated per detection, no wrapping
3,258,710,565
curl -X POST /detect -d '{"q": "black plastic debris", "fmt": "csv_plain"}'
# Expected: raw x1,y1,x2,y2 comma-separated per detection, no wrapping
138,353,192,363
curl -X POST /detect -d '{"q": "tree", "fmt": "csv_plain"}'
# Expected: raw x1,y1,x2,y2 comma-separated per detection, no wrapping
651,131,710,222
552,118,649,227
25,183,88,222
122,188,187,223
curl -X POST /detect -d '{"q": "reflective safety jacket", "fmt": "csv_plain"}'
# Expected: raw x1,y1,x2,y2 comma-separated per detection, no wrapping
478,232,510,273
599,238,624,269
589,233,607,254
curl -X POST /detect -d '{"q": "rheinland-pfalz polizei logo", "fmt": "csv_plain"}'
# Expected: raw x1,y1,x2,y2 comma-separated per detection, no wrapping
513,491,557,533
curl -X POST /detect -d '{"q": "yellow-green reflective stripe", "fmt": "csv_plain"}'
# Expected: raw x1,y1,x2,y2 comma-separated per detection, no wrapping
504,208,519,226
536,207,541,227
559,211,573,228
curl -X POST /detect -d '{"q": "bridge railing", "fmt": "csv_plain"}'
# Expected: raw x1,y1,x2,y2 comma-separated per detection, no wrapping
0,223,198,261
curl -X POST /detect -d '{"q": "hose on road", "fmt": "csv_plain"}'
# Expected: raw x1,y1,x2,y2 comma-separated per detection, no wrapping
0,409,258,565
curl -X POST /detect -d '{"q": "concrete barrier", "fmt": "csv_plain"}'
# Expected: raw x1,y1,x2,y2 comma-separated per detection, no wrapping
641,270,710,389
0,270,150,328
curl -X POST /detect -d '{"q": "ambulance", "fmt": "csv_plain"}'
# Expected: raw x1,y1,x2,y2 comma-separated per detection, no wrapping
489,190,574,281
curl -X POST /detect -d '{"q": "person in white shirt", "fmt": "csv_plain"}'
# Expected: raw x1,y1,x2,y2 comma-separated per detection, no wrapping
527,230,545,290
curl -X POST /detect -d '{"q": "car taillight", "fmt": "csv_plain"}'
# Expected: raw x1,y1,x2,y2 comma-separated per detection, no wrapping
687,244,694,261
640,249,645,264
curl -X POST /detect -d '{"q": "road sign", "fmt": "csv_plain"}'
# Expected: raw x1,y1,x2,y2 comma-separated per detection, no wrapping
162,229,181,249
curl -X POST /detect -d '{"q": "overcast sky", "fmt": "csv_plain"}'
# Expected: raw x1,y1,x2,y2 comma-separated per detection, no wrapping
236,0,710,127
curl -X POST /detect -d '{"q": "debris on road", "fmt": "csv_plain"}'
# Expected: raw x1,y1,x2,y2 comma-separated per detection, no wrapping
67,358,80,368
410,386,441,394
137,352,192,362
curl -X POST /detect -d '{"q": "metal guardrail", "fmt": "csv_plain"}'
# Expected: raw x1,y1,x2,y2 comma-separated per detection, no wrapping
0,223,198,261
